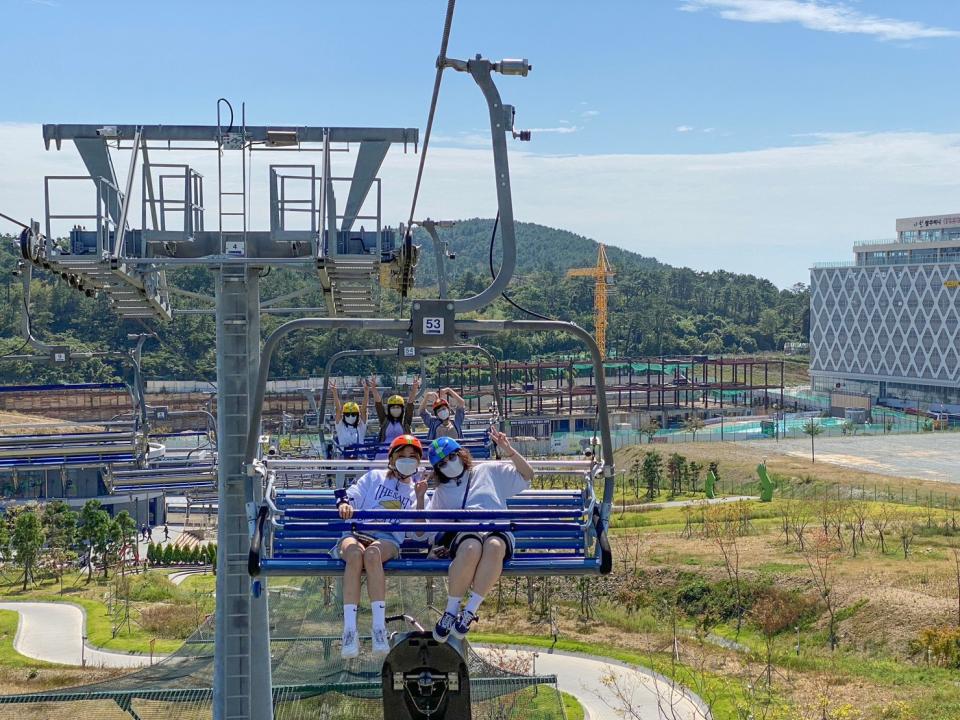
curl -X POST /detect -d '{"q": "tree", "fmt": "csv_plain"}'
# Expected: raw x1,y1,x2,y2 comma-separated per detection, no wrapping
113,511,138,576
687,461,704,493
146,542,157,565
208,543,217,574
666,453,686,497
639,418,660,445
682,415,705,442
801,419,823,463
749,586,808,689
12,509,45,591
162,544,174,566
802,531,839,650
42,501,77,592
641,451,663,500
78,500,112,582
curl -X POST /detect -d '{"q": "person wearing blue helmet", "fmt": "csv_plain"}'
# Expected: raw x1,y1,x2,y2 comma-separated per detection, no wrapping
424,430,534,643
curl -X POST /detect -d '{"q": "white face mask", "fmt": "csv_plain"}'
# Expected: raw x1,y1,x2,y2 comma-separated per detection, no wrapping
439,458,464,479
389,406,403,418
343,414,359,426
436,409,450,421
393,457,419,478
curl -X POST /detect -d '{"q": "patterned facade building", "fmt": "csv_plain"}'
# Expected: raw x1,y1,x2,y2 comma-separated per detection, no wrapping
809,213,960,404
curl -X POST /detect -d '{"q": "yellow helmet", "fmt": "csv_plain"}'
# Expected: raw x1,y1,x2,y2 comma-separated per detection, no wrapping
386,394,405,407
342,401,360,414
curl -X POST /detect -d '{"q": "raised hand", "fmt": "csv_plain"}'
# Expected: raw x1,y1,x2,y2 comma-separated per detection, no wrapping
414,478,428,501
489,428,514,456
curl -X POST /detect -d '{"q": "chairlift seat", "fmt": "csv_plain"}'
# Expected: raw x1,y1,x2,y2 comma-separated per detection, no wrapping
249,460,611,577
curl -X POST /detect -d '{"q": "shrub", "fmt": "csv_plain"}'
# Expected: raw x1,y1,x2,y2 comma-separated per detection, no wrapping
138,604,201,639
910,626,960,668
127,573,178,602
162,544,174,566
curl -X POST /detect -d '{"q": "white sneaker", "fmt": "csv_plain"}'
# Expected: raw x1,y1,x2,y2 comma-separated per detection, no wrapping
372,626,390,657
341,628,360,659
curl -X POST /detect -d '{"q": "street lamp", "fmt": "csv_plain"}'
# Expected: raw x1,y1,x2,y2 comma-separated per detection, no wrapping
81,634,87,667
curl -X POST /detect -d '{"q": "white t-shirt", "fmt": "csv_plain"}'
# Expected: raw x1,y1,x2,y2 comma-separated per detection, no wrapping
426,462,528,511
345,468,418,544
335,420,367,448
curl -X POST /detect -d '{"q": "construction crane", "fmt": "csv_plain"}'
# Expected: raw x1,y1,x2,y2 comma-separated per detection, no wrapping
566,243,615,358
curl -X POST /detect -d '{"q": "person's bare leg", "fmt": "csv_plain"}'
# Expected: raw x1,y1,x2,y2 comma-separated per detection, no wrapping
446,538,482,597
363,541,398,602
340,537,364,604
471,536,507,595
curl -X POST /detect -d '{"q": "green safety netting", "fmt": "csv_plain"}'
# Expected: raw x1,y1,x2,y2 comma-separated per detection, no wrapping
0,577,565,719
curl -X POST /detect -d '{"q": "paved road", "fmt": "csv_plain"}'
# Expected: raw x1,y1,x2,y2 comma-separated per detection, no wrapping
476,647,709,720
0,602,154,668
753,432,960,484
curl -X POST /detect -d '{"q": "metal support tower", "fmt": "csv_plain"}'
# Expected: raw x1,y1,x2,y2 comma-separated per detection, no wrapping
213,265,272,719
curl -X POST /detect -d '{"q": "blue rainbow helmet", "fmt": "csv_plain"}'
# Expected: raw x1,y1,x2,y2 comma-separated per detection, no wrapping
428,436,462,466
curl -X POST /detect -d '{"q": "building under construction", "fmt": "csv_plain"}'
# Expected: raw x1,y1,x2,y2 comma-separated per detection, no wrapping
436,354,786,433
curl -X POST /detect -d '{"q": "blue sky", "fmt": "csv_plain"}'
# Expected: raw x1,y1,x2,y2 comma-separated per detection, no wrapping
3,0,960,286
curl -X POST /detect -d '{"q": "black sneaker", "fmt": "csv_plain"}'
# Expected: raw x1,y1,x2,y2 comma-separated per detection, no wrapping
432,611,457,643
451,610,477,640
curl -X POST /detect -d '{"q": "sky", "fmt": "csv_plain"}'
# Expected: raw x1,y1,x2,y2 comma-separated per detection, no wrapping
2,0,960,287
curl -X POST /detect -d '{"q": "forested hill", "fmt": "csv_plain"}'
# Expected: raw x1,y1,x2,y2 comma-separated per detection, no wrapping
412,218,663,284
0,223,809,383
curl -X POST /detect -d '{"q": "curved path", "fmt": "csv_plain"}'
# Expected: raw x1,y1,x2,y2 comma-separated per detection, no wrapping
475,646,709,720
0,602,154,668
0,600,710,718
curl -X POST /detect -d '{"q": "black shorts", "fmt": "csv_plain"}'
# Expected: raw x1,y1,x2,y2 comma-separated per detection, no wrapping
437,531,515,561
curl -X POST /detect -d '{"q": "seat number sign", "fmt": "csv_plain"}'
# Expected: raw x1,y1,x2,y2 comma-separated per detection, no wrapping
422,317,445,335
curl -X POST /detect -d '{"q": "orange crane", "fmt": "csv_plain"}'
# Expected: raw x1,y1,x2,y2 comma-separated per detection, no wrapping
566,243,615,358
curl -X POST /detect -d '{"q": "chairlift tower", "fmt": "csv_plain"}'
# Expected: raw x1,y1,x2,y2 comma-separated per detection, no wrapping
20,52,617,720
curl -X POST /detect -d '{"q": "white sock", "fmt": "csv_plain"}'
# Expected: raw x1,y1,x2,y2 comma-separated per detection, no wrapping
445,596,462,615
372,601,386,629
464,592,484,616
344,604,358,632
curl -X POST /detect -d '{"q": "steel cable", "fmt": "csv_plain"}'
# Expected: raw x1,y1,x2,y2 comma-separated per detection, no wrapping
404,0,457,238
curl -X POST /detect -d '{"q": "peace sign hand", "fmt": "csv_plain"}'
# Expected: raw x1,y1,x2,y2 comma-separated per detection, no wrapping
490,428,514,456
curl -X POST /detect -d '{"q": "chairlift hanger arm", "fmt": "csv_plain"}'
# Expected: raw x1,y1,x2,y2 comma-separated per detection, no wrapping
431,56,531,314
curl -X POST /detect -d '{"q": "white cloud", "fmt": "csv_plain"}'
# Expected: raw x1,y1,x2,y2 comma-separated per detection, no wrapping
702,127,716,134
675,125,694,133
581,110,600,118
680,0,960,41
4,124,960,288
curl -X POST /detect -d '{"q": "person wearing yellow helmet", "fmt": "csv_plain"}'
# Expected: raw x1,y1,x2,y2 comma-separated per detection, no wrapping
331,380,369,450
368,375,420,444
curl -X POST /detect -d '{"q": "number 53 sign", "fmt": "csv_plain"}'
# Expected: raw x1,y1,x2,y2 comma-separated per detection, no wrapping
422,317,444,335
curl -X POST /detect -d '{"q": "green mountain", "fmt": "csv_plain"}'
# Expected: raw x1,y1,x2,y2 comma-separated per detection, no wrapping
0,222,808,383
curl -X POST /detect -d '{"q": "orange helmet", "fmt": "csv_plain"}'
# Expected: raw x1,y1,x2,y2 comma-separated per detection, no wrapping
388,434,422,458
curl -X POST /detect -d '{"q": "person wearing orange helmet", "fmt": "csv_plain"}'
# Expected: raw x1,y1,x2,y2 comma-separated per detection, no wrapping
335,434,427,659
368,375,420,444
419,387,466,440
330,380,370,451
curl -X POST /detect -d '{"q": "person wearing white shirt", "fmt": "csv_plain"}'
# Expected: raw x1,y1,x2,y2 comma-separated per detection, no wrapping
331,380,370,453
335,434,427,658
423,430,534,643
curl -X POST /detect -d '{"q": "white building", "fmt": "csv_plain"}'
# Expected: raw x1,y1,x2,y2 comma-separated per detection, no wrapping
809,213,960,405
